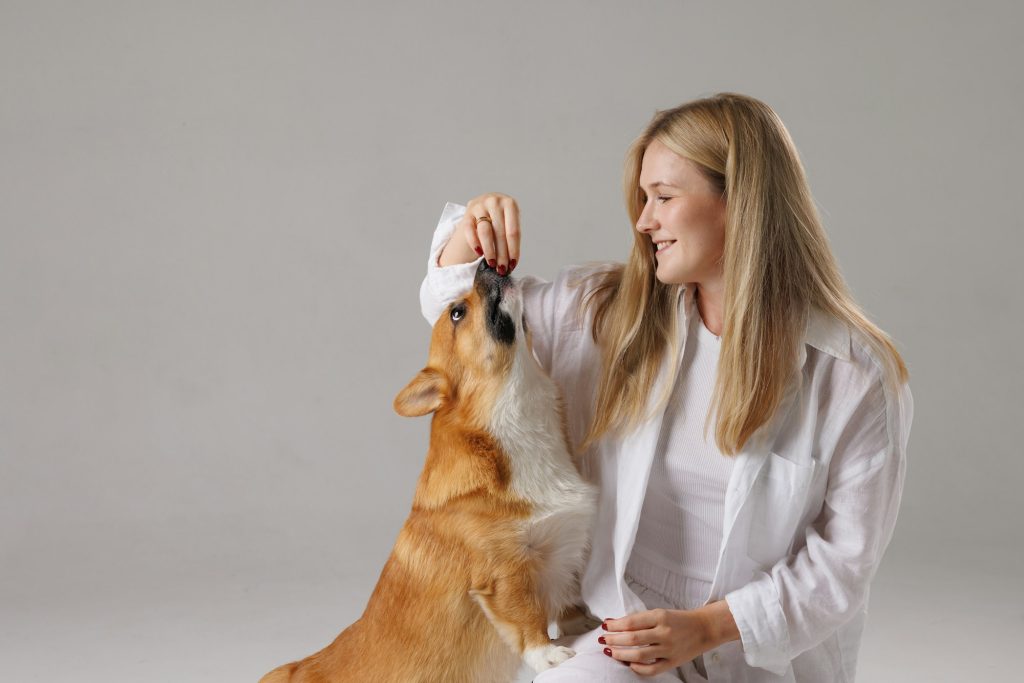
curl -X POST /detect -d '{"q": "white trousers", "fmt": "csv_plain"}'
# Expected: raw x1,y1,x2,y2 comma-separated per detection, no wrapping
533,570,710,683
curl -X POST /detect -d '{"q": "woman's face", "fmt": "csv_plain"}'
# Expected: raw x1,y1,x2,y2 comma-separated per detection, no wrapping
635,138,727,287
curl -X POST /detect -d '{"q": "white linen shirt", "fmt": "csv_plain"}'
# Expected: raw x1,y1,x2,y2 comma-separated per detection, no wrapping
418,202,914,682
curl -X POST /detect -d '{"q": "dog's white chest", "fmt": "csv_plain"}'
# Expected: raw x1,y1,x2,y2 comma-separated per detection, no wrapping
489,359,598,601
489,361,594,512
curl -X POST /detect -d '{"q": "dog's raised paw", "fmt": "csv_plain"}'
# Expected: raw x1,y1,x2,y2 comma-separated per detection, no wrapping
525,644,576,672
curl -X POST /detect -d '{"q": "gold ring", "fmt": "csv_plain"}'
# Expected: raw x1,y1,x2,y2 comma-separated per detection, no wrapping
475,216,493,224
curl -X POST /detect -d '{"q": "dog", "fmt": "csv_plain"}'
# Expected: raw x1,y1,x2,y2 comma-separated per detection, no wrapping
260,260,599,682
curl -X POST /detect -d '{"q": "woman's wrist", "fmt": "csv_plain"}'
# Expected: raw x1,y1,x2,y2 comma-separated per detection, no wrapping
438,234,479,267
696,599,741,650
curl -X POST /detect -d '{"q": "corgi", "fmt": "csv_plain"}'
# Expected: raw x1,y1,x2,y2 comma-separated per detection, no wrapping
260,260,599,683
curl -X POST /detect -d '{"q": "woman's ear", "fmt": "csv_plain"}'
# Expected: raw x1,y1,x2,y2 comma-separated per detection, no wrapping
393,367,449,417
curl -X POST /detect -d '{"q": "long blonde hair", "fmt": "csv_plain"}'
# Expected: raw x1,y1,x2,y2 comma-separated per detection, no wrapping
576,92,909,455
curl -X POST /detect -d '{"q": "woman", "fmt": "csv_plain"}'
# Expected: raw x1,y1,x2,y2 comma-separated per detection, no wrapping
418,92,913,682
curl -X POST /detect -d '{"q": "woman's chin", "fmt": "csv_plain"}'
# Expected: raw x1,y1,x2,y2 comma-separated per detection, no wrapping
654,267,687,286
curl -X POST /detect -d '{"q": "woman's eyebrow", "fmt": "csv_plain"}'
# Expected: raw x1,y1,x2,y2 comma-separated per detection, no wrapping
640,180,680,190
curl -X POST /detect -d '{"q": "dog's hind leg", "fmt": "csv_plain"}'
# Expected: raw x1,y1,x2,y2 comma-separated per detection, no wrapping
468,569,575,674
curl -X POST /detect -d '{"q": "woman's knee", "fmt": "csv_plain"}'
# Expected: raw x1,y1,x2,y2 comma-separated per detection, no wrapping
531,650,681,682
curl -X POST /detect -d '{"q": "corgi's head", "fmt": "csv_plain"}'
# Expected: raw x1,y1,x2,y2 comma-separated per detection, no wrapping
395,260,537,426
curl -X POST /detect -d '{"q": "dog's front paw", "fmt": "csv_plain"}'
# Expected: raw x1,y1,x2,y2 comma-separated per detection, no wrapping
524,644,576,672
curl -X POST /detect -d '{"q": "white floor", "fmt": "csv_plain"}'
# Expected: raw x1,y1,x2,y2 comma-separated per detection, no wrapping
3,542,1019,682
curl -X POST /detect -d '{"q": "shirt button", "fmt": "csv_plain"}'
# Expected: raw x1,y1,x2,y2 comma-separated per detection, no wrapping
711,652,721,663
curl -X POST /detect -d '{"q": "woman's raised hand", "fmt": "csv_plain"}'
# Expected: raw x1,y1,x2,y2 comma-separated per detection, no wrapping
439,192,521,275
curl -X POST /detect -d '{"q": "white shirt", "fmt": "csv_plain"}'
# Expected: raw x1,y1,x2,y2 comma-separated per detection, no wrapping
419,202,914,682
632,305,734,585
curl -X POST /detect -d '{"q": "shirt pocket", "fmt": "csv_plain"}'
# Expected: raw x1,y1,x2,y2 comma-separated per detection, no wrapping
747,452,818,567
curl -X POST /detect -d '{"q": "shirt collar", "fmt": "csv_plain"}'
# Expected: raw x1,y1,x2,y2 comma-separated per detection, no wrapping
679,284,852,363
803,305,852,362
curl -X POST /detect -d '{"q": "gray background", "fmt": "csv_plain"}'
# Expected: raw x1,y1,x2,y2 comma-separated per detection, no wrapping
2,1,1021,681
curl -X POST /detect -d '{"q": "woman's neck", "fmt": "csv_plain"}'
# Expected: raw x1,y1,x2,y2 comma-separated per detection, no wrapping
695,286,724,337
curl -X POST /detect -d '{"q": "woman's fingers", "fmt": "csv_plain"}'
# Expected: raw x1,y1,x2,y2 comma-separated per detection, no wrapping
604,645,661,665
475,213,498,267
489,210,509,274
460,212,483,257
504,202,520,272
604,610,662,633
462,193,520,274
458,200,488,262
602,627,661,647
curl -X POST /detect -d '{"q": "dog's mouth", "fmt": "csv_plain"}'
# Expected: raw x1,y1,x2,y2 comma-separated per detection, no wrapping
475,260,518,346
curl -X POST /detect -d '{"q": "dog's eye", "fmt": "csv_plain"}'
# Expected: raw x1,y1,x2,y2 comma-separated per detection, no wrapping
450,304,466,322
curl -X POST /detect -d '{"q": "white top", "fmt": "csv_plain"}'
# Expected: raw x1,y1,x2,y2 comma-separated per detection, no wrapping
631,307,734,585
419,202,914,682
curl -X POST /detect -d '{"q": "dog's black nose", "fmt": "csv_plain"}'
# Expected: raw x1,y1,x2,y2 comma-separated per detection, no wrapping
475,257,510,284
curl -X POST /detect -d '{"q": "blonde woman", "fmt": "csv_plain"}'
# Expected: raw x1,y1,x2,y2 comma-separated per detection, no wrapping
418,92,913,682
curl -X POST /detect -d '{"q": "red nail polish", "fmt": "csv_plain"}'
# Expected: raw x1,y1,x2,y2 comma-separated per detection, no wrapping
475,246,483,256
601,622,608,630
509,258,517,270
488,259,496,268
497,264,506,275
603,648,612,657
598,636,606,644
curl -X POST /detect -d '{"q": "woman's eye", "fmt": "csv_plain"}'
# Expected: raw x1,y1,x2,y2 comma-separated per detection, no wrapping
657,196,670,203
450,305,465,322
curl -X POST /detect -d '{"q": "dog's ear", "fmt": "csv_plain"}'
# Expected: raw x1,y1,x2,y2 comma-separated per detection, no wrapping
394,367,450,417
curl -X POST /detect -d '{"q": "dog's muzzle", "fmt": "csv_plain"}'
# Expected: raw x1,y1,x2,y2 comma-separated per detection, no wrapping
474,259,518,345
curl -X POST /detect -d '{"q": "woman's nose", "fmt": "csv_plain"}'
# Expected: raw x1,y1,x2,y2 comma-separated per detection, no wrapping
636,213,655,234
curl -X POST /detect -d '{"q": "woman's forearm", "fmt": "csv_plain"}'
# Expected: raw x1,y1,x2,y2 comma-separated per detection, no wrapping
438,233,479,266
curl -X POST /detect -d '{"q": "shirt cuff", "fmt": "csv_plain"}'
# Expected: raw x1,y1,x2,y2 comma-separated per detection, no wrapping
723,571,793,677
421,202,483,325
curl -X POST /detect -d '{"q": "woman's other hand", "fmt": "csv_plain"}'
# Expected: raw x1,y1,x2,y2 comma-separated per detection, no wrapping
599,603,739,676
439,192,521,274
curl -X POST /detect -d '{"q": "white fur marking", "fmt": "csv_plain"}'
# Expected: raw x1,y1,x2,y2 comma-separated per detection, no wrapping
524,644,577,672
490,287,599,617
